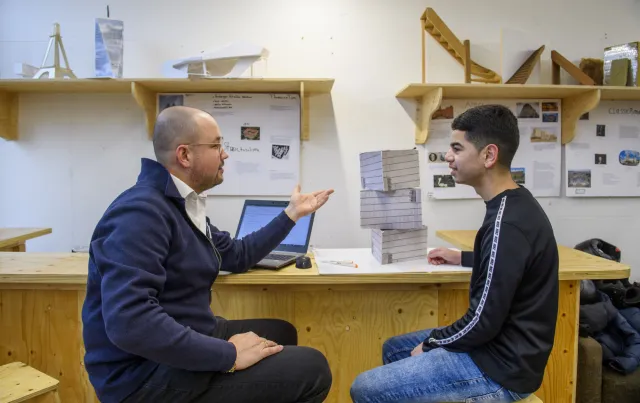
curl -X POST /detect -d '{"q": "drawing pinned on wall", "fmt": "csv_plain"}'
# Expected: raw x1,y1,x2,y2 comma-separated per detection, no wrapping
156,92,300,196
158,94,184,113
434,175,455,188
516,102,540,119
427,152,447,163
272,144,290,160
568,170,592,188
511,168,525,185
619,150,640,166
432,104,454,120
241,126,260,140
530,127,558,143
426,98,562,199
567,100,640,197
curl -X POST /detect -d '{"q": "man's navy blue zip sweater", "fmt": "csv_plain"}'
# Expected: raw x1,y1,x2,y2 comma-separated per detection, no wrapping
81,158,296,403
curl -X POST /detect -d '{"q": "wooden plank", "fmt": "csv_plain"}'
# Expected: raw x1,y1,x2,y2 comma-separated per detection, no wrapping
437,289,469,327
0,362,59,403
0,290,95,403
435,230,630,280
415,87,442,144
0,228,51,250
537,280,580,403
551,51,596,86
131,82,156,139
0,78,334,94
214,285,438,403
561,89,600,144
0,91,18,141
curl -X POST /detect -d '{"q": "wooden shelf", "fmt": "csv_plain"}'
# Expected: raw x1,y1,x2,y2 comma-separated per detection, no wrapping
0,78,334,141
396,83,640,144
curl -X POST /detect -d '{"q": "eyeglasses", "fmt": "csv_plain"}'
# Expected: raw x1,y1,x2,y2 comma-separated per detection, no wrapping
186,138,224,153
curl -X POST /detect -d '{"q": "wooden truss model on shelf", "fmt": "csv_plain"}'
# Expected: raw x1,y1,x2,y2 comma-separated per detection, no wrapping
421,8,502,84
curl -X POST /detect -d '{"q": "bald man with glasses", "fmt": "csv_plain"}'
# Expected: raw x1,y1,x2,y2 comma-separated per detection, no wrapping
82,106,334,403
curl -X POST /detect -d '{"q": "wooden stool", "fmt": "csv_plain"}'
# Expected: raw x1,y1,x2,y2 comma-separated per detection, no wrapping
0,362,61,403
521,394,543,403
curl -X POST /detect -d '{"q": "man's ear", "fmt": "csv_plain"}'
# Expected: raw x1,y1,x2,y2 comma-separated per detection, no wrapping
483,144,499,168
176,145,191,168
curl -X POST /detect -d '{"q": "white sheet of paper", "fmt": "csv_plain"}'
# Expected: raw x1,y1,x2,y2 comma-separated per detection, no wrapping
312,248,469,275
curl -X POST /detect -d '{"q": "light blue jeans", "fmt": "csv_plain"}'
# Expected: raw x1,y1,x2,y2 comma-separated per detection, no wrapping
350,328,531,403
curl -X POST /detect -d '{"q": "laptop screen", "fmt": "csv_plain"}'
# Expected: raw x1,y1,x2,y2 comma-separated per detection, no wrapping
235,201,314,253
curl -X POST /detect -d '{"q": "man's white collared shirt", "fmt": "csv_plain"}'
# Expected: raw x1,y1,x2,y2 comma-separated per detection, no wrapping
170,174,207,236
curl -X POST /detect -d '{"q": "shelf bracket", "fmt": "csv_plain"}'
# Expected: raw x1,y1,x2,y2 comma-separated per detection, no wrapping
561,89,600,144
131,82,156,139
300,82,310,141
0,91,19,141
415,87,443,144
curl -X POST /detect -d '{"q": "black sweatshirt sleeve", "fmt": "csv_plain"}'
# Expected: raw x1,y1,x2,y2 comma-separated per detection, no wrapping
423,223,531,353
461,251,474,267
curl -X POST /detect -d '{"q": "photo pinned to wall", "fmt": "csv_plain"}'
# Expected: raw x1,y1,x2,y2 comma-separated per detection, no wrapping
530,127,558,143
271,144,290,160
619,150,639,166
433,175,455,188
580,112,590,120
158,94,184,113
241,126,261,140
427,151,447,163
568,170,592,188
432,104,454,120
542,113,558,123
595,154,607,165
542,102,559,112
511,168,525,185
596,125,606,137
516,102,540,119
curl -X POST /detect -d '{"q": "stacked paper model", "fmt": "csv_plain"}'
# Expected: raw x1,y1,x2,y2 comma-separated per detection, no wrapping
359,149,428,264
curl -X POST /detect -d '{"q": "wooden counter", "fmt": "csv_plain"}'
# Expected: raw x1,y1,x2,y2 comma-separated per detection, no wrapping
0,228,51,252
0,235,630,403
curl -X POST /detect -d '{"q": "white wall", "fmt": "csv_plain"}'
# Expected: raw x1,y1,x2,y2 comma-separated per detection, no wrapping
1,0,639,280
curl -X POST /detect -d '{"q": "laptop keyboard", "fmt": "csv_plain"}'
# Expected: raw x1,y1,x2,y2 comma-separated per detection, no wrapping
265,253,293,261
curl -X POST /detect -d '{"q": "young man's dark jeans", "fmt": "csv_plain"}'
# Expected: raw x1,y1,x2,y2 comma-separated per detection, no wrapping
122,318,332,403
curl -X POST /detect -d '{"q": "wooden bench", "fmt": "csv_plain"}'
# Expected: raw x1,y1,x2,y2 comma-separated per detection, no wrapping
0,362,61,403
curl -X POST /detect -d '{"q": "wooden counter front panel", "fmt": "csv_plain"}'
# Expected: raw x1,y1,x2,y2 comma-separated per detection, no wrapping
0,289,98,403
211,285,440,403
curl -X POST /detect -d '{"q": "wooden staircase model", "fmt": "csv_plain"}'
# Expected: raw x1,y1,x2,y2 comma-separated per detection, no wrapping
421,8,502,84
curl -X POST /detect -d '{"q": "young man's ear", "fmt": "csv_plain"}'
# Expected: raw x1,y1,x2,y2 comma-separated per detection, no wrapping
483,144,500,169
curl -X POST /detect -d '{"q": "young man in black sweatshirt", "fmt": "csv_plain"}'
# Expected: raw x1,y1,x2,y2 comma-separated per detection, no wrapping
351,104,559,402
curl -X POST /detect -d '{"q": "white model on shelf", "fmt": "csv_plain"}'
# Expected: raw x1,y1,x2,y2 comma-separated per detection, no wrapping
166,41,269,79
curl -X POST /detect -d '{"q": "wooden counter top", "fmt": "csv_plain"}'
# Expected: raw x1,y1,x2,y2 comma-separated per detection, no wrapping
0,252,472,286
0,228,52,249
436,230,630,280
0,230,630,288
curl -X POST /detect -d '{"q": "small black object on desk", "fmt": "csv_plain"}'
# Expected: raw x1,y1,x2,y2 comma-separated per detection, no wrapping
296,256,312,269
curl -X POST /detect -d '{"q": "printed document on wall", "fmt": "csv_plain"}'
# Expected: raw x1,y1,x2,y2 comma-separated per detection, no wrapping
157,93,301,196
565,100,640,197
424,98,562,199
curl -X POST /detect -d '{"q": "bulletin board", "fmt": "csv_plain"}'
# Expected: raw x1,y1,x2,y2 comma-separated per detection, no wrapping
423,98,563,199
565,100,640,197
157,92,301,196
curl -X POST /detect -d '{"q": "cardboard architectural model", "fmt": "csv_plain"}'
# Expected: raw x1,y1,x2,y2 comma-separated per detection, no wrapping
359,149,428,264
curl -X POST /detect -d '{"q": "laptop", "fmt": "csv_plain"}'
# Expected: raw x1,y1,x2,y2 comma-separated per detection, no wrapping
234,200,315,270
